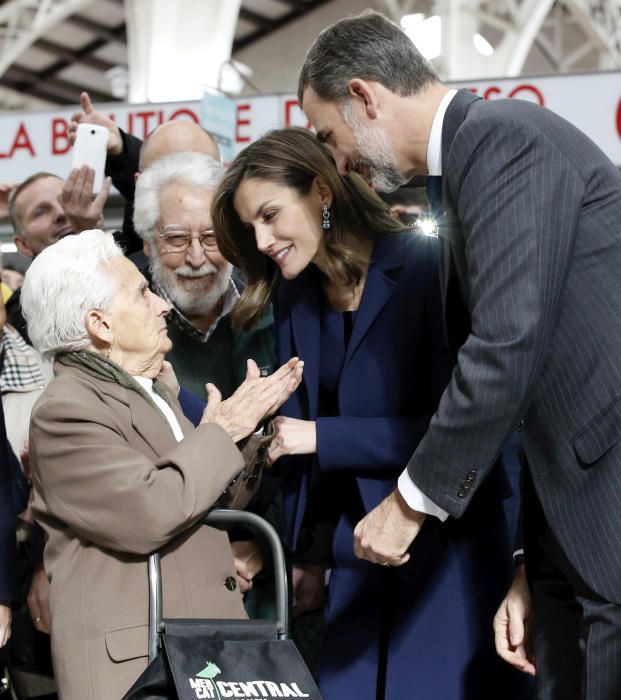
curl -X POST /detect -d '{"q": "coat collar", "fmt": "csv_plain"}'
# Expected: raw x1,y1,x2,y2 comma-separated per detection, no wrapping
344,233,404,367
440,88,481,180
53,362,187,455
284,233,406,415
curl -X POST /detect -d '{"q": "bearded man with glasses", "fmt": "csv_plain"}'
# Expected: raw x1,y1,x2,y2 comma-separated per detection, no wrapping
133,152,275,400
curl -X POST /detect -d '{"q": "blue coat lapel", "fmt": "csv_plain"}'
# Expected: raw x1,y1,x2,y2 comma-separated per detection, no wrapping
343,234,404,370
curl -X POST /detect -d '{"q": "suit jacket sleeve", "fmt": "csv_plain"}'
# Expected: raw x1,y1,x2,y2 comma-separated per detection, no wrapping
407,113,584,518
30,385,245,555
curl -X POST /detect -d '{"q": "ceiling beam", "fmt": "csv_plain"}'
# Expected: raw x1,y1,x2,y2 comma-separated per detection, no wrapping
239,7,275,30
234,0,333,52
0,75,74,104
35,37,115,72
64,15,126,43
270,0,309,8
4,64,115,103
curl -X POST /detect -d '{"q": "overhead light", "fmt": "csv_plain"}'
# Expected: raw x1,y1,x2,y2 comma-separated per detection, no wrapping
473,33,494,56
401,15,442,60
218,60,254,96
105,66,129,99
400,13,425,30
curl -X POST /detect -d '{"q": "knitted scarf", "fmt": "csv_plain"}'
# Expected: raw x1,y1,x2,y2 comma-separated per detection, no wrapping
57,350,172,423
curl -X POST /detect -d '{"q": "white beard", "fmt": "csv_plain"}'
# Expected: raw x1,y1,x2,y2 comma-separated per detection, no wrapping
340,102,409,193
150,256,233,317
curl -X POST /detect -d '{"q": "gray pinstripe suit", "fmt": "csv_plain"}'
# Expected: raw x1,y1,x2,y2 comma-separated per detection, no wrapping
406,89,621,697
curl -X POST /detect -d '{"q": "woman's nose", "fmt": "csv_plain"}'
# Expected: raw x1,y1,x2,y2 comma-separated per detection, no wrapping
255,227,274,254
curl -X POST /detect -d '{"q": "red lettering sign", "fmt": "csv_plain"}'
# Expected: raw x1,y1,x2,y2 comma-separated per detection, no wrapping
52,118,71,155
471,83,545,106
9,122,35,157
236,103,251,143
136,111,156,139
508,84,544,105
483,86,501,100
284,99,312,129
168,108,199,123
617,97,621,139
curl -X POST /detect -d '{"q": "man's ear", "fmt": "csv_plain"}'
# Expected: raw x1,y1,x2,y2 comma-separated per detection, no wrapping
134,171,140,183
84,309,113,348
347,78,380,119
143,240,152,258
313,177,334,209
14,235,35,259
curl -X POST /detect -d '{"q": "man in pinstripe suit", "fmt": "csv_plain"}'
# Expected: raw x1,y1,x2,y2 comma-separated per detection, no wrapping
299,10,621,699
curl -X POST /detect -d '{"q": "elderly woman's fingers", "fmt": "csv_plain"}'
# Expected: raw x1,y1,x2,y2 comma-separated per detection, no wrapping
245,358,260,379
271,356,301,380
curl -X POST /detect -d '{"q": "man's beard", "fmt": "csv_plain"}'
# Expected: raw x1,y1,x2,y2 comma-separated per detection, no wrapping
340,102,409,193
150,256,232,318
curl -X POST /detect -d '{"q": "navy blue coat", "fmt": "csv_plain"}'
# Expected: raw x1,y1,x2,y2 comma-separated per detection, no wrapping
275,231,519,699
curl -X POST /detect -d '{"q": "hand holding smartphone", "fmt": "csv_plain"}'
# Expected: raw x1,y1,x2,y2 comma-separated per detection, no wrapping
71,123,108,192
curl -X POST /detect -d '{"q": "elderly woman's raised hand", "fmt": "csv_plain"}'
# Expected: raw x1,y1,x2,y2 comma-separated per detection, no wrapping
200,357,304,443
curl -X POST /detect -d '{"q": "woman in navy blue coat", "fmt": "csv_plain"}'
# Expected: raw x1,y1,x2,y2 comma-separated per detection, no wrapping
212,128,520,699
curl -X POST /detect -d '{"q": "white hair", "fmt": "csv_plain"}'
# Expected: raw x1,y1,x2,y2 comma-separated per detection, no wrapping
20,229,123,357
133,151,225,244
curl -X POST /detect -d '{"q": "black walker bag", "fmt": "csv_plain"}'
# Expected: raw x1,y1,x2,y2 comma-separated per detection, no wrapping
123,510,322,700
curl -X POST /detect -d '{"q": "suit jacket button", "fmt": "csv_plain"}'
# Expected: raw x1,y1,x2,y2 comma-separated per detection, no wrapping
457,488,467,498
466,470,476,480
224,576,237,592
517,419,526,432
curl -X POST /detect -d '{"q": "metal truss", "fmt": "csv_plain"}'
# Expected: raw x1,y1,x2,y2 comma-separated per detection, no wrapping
378,0,621,79
0,0,93,81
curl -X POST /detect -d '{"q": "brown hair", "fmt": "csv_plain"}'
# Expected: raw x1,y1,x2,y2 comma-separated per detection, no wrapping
212,127,402,330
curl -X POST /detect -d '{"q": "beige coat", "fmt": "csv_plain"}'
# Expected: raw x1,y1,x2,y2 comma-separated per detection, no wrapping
29,363,259,700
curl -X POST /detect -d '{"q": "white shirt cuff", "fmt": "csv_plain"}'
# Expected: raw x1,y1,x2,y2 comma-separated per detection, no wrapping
398,469,450,522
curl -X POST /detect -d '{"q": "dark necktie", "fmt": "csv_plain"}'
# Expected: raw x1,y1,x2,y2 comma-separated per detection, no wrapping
426,175,443,216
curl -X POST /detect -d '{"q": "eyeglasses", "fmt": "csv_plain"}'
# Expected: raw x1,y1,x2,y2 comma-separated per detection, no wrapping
157,228,218,253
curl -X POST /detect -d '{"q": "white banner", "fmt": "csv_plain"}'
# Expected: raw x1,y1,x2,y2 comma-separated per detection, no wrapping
0,70,619,184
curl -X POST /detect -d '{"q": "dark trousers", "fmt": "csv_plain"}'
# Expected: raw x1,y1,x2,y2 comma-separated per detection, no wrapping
525,475,621,700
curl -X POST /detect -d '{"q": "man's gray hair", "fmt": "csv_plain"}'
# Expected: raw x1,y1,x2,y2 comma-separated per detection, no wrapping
133,152,225,243
298,9,438,106
20,229,122,357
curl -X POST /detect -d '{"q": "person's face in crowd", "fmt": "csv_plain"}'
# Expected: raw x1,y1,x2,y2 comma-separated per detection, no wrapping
302,87,408,193
233,177,327,281
145,183,232,317
13,176,72,257
104,256,172,374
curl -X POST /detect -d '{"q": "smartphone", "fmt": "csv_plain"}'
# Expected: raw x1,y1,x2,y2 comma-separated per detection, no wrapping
71,123,108,192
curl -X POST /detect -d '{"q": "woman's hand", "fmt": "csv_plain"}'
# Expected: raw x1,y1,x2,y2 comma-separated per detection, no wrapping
231,540,264,594
267,417,317,464
200,357,303,443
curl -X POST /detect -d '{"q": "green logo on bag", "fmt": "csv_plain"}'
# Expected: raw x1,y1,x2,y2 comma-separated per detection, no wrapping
188,661,310,699
191,661,222,699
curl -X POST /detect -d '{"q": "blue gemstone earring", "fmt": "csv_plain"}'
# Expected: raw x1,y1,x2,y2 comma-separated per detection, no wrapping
322,203,331,230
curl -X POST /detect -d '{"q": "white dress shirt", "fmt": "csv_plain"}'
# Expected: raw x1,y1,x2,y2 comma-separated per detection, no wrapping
396,88,458,522
133,375,185,443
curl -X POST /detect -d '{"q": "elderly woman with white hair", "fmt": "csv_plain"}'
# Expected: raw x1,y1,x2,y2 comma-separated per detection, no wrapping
20,229,303,700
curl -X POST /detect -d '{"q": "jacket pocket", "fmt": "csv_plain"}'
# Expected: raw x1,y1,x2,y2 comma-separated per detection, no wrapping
572,396,621,466
105,623,148,662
